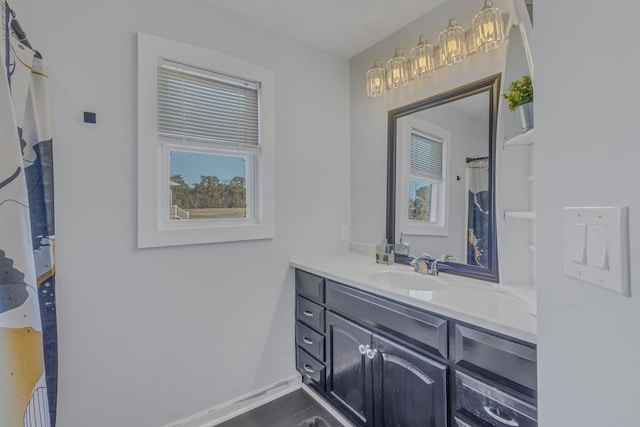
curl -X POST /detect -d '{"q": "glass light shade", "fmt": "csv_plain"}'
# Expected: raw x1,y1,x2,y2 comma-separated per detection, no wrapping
472,0,505,52
439,18,466,66
366,60,386,97
410,35,436,79
386,48,409,89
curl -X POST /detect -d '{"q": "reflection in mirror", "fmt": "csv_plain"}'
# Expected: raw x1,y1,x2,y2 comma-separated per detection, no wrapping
387,74,500,282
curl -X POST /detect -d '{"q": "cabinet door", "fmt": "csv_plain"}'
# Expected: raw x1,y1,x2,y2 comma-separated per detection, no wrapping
326,312,374,426
373,335,448,427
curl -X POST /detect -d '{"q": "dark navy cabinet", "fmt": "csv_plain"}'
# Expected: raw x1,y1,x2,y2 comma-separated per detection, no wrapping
295,270,327,392
294,268,537,427
325,312,374,425
374,335,447,427
325,312,447,427
451,325,538,426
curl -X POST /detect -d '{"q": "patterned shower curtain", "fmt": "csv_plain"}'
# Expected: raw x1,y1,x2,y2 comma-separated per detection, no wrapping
466,158,489,267
0,2,57,426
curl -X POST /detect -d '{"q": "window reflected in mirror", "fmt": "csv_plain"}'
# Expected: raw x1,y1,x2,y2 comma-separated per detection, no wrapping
408,179,435,223
408,129,444,224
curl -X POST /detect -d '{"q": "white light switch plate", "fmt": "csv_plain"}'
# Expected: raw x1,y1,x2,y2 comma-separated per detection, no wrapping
563,207,630,296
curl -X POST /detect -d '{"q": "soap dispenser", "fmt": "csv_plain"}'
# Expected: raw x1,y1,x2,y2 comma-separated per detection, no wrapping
398,232,410,256
376,235,394,265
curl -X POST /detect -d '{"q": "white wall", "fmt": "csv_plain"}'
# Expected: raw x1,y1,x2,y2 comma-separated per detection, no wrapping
536,1,640,425
13,1,350,426
350,0,513,248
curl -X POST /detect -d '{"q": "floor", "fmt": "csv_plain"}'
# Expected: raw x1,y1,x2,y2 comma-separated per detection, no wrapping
217,388,344,427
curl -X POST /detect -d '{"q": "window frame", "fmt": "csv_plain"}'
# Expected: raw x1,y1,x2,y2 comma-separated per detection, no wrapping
137,33,275,248
396,116,451,237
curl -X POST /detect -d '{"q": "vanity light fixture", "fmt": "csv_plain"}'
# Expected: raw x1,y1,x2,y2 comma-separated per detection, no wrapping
472,0,505,52
366,8,508,97
366,60,386,97
439,18,467,66
386,48,409,89
410,35,436,79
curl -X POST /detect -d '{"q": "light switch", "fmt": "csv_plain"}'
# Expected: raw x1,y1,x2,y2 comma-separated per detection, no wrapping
564,207,630,297
569,223,587,264
589,225,609,270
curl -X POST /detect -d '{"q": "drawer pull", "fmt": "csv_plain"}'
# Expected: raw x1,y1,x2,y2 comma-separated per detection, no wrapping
303,310,314,317
303,337,313,345
483,406,519,427
303,364,314,374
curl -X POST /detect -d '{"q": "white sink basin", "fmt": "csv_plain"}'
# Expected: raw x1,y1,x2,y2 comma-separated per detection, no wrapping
370,269,448,291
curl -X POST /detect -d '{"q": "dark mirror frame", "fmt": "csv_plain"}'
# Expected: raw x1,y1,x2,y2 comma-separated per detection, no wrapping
386,73,501,283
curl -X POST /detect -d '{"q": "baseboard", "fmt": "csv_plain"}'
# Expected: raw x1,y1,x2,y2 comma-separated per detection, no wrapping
162,375,302,427
301,384,355,427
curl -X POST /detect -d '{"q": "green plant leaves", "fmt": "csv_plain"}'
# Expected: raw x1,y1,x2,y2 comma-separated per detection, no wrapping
502,75,533,111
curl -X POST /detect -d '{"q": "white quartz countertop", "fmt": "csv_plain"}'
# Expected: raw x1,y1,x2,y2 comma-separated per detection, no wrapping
290,252,537,344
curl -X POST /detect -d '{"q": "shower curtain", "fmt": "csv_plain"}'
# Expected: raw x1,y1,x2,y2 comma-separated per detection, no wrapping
0,2,57,426
466,159,489,267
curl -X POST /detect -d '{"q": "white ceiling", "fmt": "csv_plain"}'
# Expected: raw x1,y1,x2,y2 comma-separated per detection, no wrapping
198,0,450,58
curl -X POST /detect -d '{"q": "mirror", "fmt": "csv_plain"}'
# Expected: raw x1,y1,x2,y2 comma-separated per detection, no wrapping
386,74,501,282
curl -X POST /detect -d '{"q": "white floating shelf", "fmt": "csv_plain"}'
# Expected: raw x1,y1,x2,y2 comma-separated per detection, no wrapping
504,210,536,220
504,128,534,147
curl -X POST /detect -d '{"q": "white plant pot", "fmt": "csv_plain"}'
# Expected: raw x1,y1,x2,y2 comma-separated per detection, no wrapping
515,102,534,132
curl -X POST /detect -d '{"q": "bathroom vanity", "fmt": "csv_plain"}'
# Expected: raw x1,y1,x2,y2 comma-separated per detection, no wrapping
291,253,537,427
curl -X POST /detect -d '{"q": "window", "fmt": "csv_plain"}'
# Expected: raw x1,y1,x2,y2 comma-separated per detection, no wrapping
168,149,251,221
408,131,443,223
396,117,450,237
138,33,274,248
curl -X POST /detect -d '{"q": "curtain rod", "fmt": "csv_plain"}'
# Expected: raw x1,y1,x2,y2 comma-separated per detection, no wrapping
466,156,489,163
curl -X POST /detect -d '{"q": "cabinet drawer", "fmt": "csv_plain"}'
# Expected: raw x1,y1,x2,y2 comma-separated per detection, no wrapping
296,270,325,303
296,296,325,332
454,324,537,394
296,347,326,391
296,322,325,362
326,281,448,359
455,371,537,427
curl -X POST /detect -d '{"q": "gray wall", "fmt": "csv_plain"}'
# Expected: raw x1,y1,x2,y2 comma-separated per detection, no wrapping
536,1,640,425
14,0,350,426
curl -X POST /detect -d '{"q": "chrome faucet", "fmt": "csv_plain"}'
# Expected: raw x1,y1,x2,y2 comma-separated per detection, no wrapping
428,254,456,276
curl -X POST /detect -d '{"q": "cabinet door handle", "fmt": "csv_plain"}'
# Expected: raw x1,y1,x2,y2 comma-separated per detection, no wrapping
303,364,314,374
303,310,314,317
366,347,378,360
483,406,519,427
303,337,313,345
358,344,367,355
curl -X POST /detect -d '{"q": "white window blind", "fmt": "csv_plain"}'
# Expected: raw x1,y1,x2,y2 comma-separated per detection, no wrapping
410,130,443,180
157,61,259,145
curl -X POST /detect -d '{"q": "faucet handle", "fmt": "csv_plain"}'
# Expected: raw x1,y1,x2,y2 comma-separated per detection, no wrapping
413,258,430,274
439,254,456,263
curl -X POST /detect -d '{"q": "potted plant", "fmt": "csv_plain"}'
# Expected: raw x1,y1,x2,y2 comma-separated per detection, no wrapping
502,74,533,132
